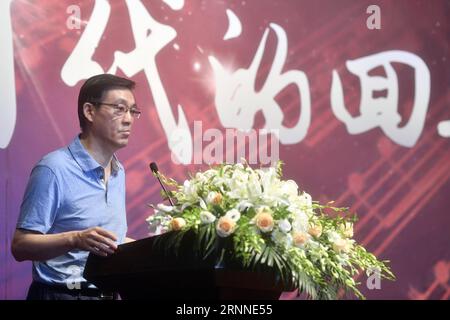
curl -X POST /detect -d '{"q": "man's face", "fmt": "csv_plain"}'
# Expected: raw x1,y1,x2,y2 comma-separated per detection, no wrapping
90,88,137,150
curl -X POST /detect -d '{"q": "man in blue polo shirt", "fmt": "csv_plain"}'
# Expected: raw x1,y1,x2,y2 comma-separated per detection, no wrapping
11,74,140,300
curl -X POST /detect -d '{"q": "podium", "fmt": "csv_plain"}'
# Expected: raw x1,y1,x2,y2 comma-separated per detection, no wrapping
84,232,287,300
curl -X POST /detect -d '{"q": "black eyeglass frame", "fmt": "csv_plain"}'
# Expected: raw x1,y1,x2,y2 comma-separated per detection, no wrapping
90,101,142,119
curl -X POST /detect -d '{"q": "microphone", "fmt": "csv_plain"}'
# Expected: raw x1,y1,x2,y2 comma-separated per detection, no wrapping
149,162,175,206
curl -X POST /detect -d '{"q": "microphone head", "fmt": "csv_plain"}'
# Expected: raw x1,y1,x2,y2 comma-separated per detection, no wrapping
149,162,159,173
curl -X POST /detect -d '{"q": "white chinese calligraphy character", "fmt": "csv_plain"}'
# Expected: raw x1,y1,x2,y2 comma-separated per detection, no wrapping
61,0,192,164
0,0,16,149
331,50,430,147
209,23,311,144
437,120,450,138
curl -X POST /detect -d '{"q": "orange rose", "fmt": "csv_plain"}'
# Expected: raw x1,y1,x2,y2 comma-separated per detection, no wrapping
333,238,352,253
170,217,186,231
254,211,274,233
212,193,223,205
216,216,236,237
308,224,323,238
293,231,310,247
207,191,223,205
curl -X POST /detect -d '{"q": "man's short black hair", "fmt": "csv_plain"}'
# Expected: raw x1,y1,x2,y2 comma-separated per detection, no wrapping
78,74,136,132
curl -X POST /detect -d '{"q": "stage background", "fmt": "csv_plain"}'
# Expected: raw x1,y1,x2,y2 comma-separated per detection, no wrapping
0,0,449,299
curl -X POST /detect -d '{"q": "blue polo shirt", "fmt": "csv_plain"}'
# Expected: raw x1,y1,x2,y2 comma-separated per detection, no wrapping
17,135,128,287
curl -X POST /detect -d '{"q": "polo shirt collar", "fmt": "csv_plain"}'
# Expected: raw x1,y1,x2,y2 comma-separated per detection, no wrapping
68,135,123,174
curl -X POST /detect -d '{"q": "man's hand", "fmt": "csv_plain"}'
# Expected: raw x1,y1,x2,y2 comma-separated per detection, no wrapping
11,227,119,262
72,227,118,257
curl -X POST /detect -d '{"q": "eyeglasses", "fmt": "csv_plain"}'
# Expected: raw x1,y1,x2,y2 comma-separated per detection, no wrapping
91,102,142,119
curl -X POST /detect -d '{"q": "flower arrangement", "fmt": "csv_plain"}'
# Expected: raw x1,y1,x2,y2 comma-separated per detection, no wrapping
146,161,394,299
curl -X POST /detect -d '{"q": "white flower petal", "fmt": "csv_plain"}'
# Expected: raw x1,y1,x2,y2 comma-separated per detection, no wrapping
199,198,207,210
156,203,175,212
225,209,241,222
200,211,216,224
278,219,292,233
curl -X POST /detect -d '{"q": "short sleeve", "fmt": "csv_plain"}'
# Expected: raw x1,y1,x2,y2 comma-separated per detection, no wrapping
17,165,61,234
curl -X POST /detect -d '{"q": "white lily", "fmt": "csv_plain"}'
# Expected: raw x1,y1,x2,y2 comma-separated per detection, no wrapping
156,203,175,212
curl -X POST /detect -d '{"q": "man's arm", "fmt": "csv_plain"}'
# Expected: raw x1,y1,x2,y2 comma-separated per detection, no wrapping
11,227,118,262
124,237,135,243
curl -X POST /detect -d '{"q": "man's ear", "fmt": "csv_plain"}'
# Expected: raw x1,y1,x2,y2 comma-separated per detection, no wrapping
83,102,95,124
